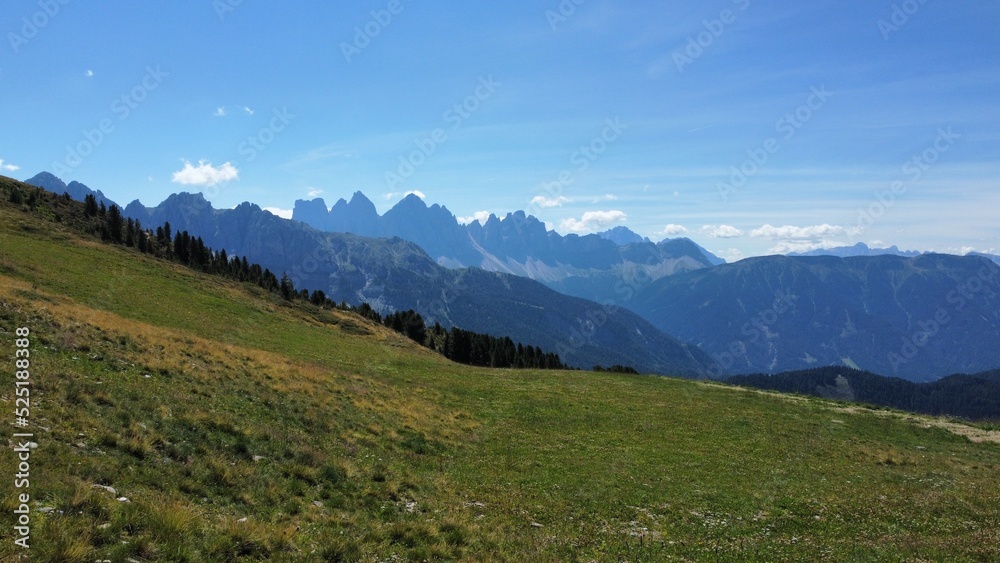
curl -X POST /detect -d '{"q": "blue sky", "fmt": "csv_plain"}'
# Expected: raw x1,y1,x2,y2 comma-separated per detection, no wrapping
1,1,998,260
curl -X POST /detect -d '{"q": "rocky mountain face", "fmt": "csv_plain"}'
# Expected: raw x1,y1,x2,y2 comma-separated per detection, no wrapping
597,226,650,246
291,193,719,303
631,254,1000,381
25,172,117,209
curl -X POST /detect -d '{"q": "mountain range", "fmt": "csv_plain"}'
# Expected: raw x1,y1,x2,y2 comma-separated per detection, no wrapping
25,172,1000,381
66,185,712,376
632,253,1000,380
291,193,723,305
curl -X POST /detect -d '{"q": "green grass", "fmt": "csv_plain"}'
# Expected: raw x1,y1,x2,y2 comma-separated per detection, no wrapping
1,184,1000,560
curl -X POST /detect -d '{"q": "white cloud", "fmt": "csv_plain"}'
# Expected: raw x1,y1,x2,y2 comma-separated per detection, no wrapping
531,195,571,208
765,240,843,254
213,106,227,117
560,210,628,234
750,224,859,240
306,187,324,198
717,248,745,262
85,69,94,77
656,224,689,237
0,159,20,172
700,224,744,238
263,207,293,219
749,224,861,254
406,190,425,199
457,211,492,225
171,160,239,186
243,106,255,116
590,193,618,203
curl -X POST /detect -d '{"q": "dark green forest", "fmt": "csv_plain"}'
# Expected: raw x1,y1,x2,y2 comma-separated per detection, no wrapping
729,367,1000,421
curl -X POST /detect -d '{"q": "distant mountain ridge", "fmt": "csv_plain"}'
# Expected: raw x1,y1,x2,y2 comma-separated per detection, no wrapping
729,366,1000,420
632,253,1000,381
789,242,923,258
291,193,721,303
26,171,118,209
788,242,1000,265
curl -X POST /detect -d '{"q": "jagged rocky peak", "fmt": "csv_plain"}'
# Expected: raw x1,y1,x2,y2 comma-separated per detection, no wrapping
26,171,67,192
293,198,331,228
599,226,649,246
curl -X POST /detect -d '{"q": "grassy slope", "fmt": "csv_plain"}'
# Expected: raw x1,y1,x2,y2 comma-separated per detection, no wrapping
1,191,1000,561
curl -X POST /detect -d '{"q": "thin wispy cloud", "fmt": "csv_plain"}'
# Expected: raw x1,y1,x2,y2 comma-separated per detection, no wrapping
560,210,628,234
532,195,572,208
701,225,744,239
263,207,293,219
